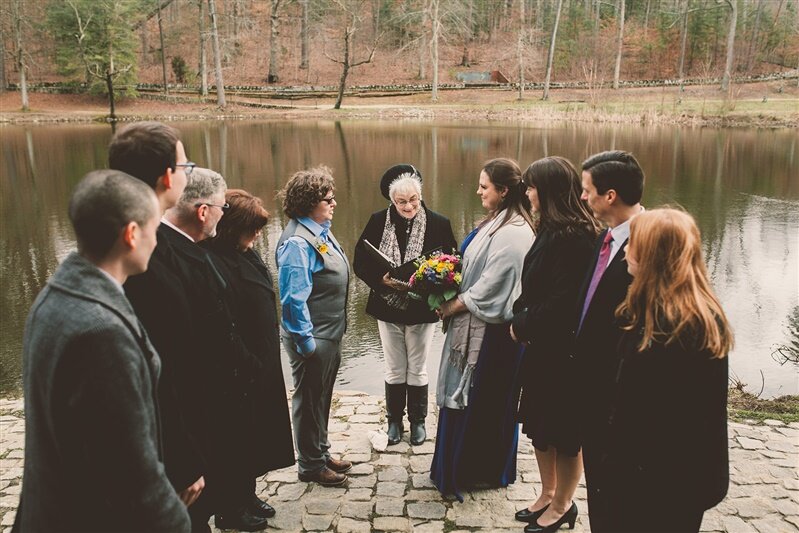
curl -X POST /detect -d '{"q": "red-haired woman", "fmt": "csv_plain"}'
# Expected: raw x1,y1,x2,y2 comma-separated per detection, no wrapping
605,208,732,532
203,189,295,530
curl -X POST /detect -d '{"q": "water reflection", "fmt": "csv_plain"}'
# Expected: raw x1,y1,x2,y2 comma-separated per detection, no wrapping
1,121,797,397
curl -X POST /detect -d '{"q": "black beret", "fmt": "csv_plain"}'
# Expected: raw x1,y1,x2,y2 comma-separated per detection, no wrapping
380,164,423,200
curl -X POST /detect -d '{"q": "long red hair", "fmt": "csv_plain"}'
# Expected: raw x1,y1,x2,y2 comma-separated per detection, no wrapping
617,208,733,358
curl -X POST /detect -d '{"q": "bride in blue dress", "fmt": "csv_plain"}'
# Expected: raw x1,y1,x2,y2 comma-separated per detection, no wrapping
431,158,535,502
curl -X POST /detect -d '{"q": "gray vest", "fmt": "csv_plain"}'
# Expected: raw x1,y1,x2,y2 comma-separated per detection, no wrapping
277,218,349,341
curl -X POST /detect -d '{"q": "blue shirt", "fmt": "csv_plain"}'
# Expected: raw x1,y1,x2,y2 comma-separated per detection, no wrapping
276,217,343,355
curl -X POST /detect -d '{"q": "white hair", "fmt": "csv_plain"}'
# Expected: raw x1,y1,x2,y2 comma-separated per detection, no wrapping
388,174,422,201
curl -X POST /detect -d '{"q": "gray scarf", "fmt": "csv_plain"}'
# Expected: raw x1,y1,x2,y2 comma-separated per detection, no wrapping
378,206,427,310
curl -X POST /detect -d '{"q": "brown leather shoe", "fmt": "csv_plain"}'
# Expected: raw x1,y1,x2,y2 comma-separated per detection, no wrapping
298,466,347,487
326,457,353,474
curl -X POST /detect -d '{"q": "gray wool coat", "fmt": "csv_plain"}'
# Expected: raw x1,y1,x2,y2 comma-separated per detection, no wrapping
14,252,189,532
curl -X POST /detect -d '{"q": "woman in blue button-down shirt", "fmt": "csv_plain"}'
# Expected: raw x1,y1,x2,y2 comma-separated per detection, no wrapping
275,166,353,488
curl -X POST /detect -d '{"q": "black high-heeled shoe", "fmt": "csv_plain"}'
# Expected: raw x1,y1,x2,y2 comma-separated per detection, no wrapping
515,503,550,523
523,502,577,533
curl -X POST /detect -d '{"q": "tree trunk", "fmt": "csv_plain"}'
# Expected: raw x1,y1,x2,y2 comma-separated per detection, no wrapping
267,0,281,83
199,0,208,96
106,71,116,120
371,0,381,37
643,0,651,37
157,3,169,94
0,28,6,93
460,0,473,66
208,0,226,107
720,0,737,91
745,0,762,71
431,0,440,102
517,0,525,100
13,0,28,111
536,0,544,34
334,26,351,110
543,0,563,100
677,0,689,86
612,0,625,89
418,1,427,79
300,0,309,69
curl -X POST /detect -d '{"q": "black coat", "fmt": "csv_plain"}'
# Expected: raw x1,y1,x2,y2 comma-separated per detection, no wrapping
600,328,729,530
202,242,296,476
125,224,260,488
512,228,596,455
124,224,206,491
354,204,457,324
572,229,633,445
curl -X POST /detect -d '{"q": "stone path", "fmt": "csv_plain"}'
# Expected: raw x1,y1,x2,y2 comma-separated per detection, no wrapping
1,392,797,532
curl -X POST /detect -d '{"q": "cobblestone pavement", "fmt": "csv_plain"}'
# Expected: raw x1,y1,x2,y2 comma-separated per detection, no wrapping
1,392,797,532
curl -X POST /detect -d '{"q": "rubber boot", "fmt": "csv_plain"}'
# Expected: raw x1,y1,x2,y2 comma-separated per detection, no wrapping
385,382,407,445
407,384,428,446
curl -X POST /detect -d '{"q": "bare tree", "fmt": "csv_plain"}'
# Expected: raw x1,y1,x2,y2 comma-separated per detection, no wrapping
208,0,226,107
613,0,626,89
543,0,563,100
460,0,473,67
325,0,379,110
300,0,309,69
198,0,208,96
131,0,177,30
0,26,6,94
677,0,689,86
745,0,763,71
157,1,168,94
430,0,440,101
517,0,526,100
11,0,29,110
267,0,283,82
720,0,737,91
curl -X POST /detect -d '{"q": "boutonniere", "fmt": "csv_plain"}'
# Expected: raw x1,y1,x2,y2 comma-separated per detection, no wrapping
316,238,330,255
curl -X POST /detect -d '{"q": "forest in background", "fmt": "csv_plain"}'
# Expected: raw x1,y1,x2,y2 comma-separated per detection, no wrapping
2,0,798,111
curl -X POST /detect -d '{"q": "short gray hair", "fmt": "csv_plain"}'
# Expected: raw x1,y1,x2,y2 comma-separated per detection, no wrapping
388,174,422,202
69,169,158,258
175,167,227,216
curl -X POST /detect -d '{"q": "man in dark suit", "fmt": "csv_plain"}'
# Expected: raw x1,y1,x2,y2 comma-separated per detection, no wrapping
573,150,645,533
109,122,207,515
15,170,190,532
110,125,267,532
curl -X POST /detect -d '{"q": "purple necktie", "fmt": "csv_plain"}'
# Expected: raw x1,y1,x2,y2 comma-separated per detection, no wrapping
578,230,614,332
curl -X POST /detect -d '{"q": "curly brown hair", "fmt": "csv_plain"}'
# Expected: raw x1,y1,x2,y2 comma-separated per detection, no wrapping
278,166,336,218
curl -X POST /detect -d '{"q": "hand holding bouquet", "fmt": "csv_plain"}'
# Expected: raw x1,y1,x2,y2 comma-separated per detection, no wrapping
408,252,463,312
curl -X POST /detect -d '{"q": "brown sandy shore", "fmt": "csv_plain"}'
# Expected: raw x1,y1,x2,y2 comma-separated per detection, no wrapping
1,392,797,532
1,82,797,128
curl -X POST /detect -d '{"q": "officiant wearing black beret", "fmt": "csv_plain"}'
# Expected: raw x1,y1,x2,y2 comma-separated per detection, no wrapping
354,164,457,447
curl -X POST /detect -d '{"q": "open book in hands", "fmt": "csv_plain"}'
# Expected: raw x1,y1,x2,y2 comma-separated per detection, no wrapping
361,239,442,285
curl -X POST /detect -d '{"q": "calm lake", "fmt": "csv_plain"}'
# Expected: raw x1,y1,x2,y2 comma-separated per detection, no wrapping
1,120,797,398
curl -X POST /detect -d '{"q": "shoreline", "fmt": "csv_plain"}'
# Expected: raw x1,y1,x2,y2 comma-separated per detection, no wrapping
1,83,797,128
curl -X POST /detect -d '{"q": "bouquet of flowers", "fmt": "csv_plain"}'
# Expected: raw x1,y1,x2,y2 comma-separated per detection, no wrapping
408,251,463,312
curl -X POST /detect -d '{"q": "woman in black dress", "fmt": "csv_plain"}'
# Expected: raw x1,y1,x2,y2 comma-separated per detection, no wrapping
603,208,732,532
354,164,457,446
203,189,295,529
510,157,600,533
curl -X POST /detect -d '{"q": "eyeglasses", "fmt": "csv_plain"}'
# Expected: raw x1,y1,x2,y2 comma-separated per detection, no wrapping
195,202,230,212
321,196,336,204
394,197,420,208
176,162,196,175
